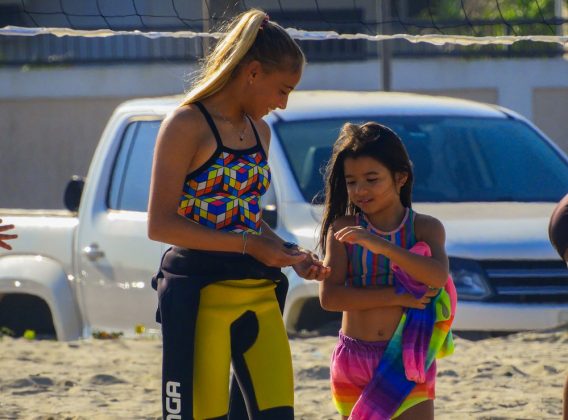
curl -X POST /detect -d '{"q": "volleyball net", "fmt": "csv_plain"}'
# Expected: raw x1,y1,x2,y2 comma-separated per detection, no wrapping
0,0,566,65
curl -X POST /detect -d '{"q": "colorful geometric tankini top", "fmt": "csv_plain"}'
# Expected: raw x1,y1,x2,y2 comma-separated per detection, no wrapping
345,208,416,287
177,102,270,234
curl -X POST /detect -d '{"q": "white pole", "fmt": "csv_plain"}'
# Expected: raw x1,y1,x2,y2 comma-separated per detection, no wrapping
554,0,568,53
555,0,566,35
377,0,392,92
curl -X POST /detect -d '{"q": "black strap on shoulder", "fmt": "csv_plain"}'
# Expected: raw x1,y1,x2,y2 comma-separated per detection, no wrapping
247,116,262,147
247,116,269,157
194,101,223,147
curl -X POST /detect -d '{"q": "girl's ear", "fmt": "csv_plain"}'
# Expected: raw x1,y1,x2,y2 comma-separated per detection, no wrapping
242,60,263,84
395,172,408,189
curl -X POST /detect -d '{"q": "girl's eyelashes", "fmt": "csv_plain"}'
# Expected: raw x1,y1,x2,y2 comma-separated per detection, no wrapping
345,179,378,185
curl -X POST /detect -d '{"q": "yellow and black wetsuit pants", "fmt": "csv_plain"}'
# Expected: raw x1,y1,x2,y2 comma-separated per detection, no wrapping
153,247,294,420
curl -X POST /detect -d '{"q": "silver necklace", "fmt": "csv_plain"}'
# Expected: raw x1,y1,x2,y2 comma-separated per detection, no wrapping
212,110,248,141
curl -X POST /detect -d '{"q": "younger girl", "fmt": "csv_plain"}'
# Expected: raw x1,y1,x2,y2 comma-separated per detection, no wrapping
319,122,456,419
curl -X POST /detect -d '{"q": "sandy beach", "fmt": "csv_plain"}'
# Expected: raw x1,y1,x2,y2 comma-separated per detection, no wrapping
1,328,567,419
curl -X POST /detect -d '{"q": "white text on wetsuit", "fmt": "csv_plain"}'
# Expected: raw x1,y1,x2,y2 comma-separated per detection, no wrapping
166,381,181,419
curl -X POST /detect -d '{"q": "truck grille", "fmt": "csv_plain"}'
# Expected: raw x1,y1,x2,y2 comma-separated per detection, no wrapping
479,260,568,303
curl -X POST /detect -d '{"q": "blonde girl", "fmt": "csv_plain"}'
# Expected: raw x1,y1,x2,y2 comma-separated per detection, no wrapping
148,10,328,420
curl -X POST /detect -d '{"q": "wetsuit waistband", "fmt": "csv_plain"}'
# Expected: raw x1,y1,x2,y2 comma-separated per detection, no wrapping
161,246,282,282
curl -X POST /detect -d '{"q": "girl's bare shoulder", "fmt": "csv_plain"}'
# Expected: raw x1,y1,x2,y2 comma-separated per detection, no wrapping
413,211,445,241
252,117,270,135
158,104,210,149
250,117,271,150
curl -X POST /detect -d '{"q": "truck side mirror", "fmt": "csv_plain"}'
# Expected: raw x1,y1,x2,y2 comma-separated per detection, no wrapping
64,176,85,212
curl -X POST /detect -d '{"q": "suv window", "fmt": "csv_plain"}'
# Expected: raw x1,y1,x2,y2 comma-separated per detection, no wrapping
274,116,568,203
108,120,161,211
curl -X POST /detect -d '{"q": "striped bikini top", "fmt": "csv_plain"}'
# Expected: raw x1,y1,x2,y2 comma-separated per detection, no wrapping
345,208,416,287
177,102,271,233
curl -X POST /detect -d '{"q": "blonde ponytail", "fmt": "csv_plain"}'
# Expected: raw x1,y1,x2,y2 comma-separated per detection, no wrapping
181,9,304,107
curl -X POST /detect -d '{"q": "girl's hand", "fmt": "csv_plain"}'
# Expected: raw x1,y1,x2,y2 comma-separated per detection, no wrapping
0,220,17,251
397,288,438,309
292,248,331,281
334,226,380,249
247,235,307,268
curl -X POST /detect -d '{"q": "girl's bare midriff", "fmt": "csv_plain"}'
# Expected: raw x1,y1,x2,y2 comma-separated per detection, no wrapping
342,306,403,342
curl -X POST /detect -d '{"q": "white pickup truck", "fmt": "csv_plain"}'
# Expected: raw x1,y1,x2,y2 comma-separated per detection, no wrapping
2,91,568,341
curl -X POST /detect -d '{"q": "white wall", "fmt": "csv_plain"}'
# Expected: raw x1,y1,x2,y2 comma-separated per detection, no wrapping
4,57,568,122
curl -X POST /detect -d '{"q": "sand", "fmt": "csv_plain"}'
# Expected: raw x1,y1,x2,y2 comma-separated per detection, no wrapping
1,328,567,419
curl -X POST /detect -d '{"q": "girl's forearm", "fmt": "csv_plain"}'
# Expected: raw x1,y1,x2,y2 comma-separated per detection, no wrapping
148,213,244,252
320,284,400,312
367,239,448,288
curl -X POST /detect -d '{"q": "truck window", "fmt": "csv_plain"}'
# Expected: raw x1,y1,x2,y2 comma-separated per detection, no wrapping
108,120,161,212
274,117,568,203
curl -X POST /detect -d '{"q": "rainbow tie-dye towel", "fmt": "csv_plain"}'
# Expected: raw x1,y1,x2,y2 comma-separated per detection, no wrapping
350,242,457,419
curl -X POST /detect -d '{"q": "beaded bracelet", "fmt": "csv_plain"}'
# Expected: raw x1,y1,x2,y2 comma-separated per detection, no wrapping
283,241,298,249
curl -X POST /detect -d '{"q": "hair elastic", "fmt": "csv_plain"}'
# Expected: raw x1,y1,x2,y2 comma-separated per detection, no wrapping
260,14,269,30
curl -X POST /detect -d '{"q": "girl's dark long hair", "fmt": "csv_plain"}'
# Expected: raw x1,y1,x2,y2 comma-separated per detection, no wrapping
318,122,413,253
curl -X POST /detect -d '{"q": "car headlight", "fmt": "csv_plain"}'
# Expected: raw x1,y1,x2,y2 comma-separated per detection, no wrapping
449,257,493,301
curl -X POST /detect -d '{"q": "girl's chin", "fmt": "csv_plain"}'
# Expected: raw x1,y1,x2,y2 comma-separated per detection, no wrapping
248,111,263,120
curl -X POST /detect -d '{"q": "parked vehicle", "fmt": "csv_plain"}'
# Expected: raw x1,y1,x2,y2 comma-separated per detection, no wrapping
1,91,567,340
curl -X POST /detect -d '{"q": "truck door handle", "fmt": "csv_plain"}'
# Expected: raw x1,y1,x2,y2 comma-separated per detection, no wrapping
82,243,105,262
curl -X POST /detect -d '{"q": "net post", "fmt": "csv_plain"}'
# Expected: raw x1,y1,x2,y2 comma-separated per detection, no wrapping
377,0,392,92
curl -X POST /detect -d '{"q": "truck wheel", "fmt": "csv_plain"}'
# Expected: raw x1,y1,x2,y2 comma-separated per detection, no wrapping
0,294,57,339
295,298,341,334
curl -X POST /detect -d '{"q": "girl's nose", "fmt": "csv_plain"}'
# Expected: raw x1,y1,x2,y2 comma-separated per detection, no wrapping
354,184,366,195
